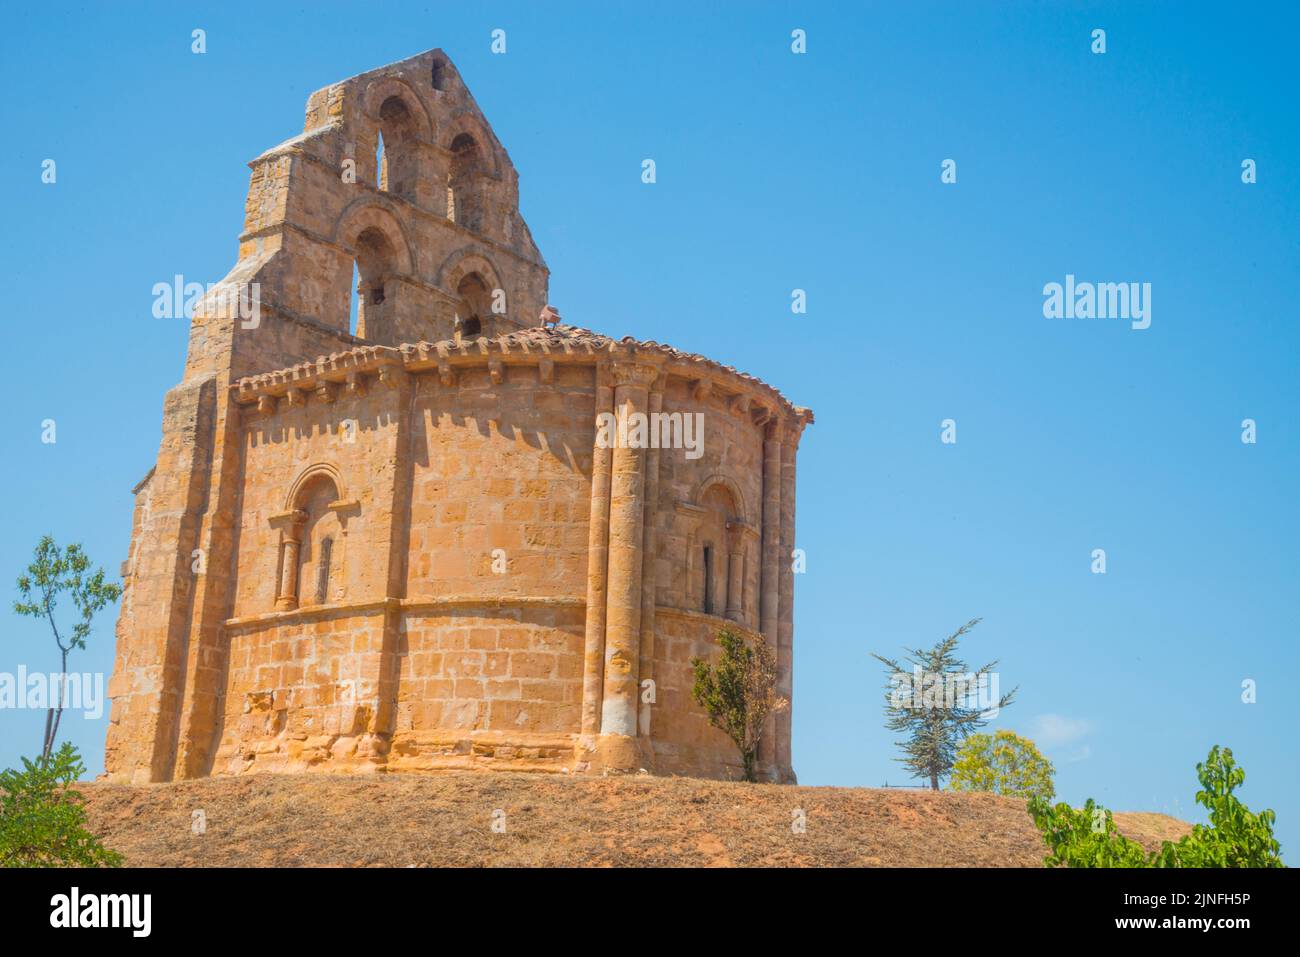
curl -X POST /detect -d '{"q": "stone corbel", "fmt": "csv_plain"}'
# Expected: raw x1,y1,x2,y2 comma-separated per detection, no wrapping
729,394,751,417
377,364,402,389
346,372,367,399
538,358,555,384
257,394,277,415
488,358,504,385
286,387,307,407
268,508,309,532
315,382,337,404
328,498,361,530
691,379,711,401
438,358,456,387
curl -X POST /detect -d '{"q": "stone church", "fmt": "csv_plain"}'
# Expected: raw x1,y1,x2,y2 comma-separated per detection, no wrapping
104,49,812,784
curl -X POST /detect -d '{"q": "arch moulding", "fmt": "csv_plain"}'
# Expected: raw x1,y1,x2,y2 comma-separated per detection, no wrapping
331,200,417,276
440,110,502,178
436,247,505,294
361,76,436,142
691,473,749,527
283,462,349,513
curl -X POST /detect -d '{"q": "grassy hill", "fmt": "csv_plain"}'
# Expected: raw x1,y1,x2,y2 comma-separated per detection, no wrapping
78,772,1191,867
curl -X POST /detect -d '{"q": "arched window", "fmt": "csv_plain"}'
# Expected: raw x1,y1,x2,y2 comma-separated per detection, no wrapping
274,472,343,611
348,261,361,337
447,133,484,232
349,226,397,341
697,485,739,618
376,96,418,201
455,272,492,339
431,57,450,92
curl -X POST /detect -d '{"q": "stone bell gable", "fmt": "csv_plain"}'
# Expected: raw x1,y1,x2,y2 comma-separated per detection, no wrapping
237,48,548,352
105,50,811,786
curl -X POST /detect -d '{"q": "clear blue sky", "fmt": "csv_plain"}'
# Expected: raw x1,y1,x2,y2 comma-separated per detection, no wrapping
2,2,1296,856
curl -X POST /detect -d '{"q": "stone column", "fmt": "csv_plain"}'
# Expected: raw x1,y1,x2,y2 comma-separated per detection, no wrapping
757,421,783,775
580,363,614,742
725,523,744,621
776,421,802,782
276,538,301,611
273,511,307,611
637,386,663,741
598,359,658,768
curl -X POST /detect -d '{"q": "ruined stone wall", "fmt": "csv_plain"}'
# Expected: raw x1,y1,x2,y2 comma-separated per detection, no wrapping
214,604,392,775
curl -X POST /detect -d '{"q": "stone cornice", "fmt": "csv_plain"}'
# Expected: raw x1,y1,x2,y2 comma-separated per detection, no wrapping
653,606,765,645
224,593,585,630
230,327,814,429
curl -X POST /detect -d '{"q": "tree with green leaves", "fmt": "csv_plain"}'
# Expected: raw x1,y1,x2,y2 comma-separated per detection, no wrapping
872,618,1016,790
691,626,786,782
0,742,123,867
949,729,1055,800
1027,745,1284,868
14,536,122,761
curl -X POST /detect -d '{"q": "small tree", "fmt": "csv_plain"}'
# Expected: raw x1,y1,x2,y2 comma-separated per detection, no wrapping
0,742,123,867
14,536,122,761
949,730,1055,800
1027,746,1284,868
872,619,1016,789
690,627,785,782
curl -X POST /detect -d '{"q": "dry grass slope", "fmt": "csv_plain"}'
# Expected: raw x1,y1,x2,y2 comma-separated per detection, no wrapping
78,772,1190,868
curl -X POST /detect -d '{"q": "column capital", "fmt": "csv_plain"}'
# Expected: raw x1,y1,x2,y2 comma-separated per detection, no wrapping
769,408,811,444
268,508,309,534
609,359,660,390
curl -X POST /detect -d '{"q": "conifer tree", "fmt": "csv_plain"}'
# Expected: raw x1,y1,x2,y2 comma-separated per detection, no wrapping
872,619,1016,789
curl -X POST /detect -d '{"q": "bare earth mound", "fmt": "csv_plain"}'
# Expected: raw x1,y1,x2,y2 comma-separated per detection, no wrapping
78,773,1190,868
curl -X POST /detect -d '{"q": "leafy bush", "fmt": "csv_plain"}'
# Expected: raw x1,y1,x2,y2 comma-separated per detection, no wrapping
691,627,785,782
0,743,122,867
1027,746,1283,868
950,730,1055,800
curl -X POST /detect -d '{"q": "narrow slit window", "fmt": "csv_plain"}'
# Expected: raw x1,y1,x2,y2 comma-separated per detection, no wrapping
702,545,714,615
316,537,333,604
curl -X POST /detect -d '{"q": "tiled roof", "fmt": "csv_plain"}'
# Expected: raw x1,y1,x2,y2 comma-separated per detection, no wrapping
232,323,812,422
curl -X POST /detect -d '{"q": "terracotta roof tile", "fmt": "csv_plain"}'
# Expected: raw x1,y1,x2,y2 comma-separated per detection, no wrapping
233,323,811,423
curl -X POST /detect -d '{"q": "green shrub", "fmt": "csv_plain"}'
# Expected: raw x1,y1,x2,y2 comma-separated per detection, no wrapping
690,627,784,782
1027,745,1283,868
0,743,122,867
950,730,1055,800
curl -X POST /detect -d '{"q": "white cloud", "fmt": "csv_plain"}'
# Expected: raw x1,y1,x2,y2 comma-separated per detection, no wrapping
1026,713,1093,750
1060,744,1092,764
